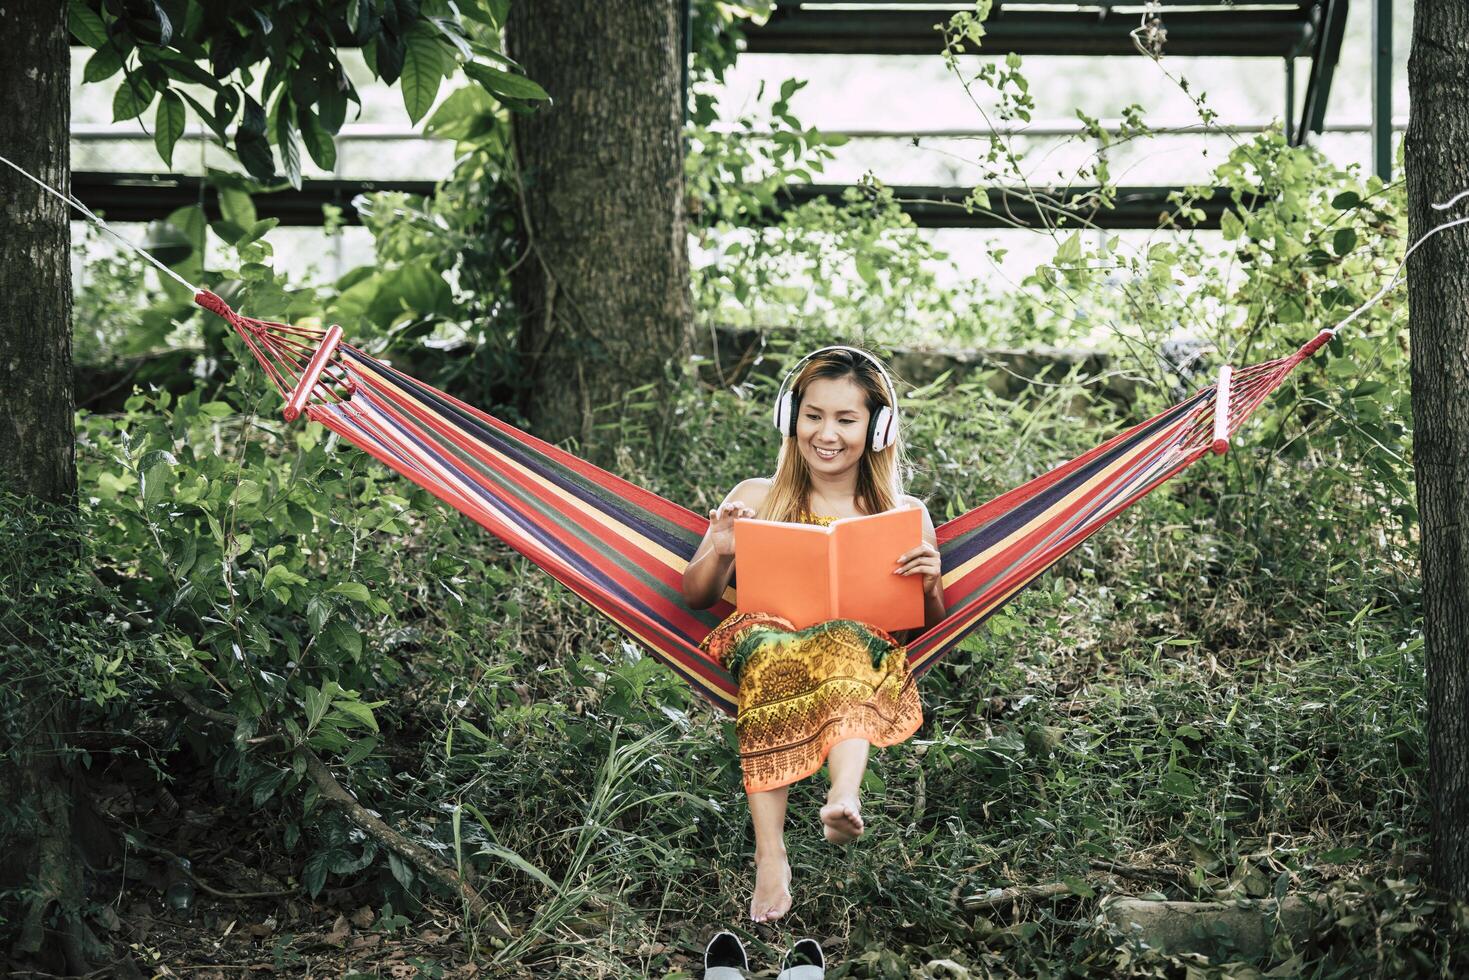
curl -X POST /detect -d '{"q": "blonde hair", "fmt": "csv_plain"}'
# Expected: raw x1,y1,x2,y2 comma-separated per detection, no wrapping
758,347,908,523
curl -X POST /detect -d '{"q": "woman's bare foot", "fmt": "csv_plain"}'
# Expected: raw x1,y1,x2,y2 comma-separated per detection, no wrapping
819,795,864,844
750,853,792,923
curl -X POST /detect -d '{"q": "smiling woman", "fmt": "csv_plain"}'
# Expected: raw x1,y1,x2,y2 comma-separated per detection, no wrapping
680,346,946,924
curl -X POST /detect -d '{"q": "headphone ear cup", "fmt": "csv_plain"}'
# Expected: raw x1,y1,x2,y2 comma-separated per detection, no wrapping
775,390,802,437
870,406,894,452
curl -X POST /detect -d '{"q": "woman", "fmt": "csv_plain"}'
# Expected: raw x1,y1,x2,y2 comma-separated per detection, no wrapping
682,346,945,923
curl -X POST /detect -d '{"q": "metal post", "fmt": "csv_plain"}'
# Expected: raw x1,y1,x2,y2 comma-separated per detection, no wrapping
1284,57,1295,143
1371,0,1393,178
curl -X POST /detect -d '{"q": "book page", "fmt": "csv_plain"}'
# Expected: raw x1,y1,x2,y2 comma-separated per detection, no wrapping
733,519,831,628
831,507,926,633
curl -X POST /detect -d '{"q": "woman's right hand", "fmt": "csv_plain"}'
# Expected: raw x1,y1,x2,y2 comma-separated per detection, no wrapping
707,500,756,557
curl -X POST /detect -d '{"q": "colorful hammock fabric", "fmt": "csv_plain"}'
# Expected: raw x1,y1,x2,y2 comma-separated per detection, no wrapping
194,290,1332,717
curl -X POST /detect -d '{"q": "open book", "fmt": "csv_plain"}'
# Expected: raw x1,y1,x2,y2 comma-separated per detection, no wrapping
732,507,926,632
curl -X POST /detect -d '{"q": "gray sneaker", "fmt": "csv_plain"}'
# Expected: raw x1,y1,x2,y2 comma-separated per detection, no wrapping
704,930,749,980
777,937,825,979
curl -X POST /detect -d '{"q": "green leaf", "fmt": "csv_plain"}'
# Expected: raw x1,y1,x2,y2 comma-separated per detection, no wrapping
302,850,330,897
1332,227,1357,256
476,842,556,890
1062,875,1095,898
303,686,330,733
331,699,380,734
273,100,302,190
147,0,172,44
464,62,550,103
113,71,157,121
1319,847,1363,863
236,218,279,248
1331,191,1361,210
218,186,257,228
462,0,510,28
70,1,109,48
177,89,227,142
141,460,171,509
1219,209,1244,242
1055,231,1082,265
83,44,126,83
235,96,275,181
297,107,337,171
154,90,186,166
465,803,556,887
263,564,309,594
342,736,379,766
329,582,373,603
323,619,362,660
1159,771,1198,797
401,31,452,124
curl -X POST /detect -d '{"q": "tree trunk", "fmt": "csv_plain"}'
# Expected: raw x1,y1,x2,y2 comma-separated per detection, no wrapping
0,0,89,971
1406,2,1469,903
505,0,692,462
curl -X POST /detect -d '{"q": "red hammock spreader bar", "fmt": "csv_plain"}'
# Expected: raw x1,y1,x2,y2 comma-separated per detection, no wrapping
194,289,1330,716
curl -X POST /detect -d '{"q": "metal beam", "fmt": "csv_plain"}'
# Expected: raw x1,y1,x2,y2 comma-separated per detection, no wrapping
70,171,1252,231
1294,0,1348,143
773,183,1252,229
70,171,434,225
744,6,1316,57
1371,0,1392,178
1285,57,1296,143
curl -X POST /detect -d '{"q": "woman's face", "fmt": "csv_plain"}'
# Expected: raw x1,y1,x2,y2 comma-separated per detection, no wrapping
795,375,870,475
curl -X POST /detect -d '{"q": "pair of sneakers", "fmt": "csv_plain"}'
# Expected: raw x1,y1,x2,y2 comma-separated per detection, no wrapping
704,931,824,979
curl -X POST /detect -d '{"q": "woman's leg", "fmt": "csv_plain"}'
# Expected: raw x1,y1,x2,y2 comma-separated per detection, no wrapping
820,737,869,844
747,785,792,922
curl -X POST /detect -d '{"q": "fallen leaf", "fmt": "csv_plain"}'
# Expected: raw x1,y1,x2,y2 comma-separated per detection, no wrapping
325,913,351,947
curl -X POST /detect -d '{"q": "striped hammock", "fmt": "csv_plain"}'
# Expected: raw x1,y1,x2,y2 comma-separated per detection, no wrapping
196,290,1331,716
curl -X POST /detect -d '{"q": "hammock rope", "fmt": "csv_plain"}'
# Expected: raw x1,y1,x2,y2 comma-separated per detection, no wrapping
2,151,1458,716
193,286,1341,713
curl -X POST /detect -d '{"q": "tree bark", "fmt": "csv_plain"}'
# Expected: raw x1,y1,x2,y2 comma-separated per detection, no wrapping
505,0,692,462
1406,2,1469,902
0,0,88,971
0,2,76,502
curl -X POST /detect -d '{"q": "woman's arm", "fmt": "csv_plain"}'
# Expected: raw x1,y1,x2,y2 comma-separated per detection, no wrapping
682,479,770,609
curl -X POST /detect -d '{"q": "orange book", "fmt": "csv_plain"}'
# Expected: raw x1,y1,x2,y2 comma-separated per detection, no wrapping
733,508,926,632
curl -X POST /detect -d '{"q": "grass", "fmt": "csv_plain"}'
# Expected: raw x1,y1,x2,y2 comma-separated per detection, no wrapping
55,353,1459,976
322,370,1450,978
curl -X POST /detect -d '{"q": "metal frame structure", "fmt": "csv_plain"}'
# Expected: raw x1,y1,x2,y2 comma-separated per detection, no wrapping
70,0,1395,233
745,0,1318,58
733,0,1377,165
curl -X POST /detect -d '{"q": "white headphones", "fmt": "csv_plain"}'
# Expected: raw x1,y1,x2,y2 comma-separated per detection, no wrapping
772,345,900,453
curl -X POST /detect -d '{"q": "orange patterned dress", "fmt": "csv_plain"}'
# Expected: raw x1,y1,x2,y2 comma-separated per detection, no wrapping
699,511,924,794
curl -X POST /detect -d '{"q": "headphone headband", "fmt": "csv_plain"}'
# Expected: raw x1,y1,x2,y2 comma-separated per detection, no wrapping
772,345,900,451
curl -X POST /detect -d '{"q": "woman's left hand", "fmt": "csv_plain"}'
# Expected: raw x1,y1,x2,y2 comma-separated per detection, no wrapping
894,542,943,597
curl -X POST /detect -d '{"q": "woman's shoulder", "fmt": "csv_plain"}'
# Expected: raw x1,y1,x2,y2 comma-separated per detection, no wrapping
724,477,774,507
897,493,929,513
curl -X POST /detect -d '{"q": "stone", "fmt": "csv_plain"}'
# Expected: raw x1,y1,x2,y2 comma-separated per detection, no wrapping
1102,895,1319,959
